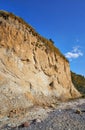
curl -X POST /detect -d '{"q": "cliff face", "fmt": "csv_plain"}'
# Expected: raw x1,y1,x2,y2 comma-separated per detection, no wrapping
0,11,80,118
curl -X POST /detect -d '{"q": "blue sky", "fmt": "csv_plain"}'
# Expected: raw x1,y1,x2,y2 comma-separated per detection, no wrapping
0,0,85,76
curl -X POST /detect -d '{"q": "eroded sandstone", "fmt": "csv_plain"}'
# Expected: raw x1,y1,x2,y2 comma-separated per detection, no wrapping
0,11,81,119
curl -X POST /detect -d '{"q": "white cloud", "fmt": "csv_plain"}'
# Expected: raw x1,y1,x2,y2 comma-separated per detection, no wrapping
65,46,83,60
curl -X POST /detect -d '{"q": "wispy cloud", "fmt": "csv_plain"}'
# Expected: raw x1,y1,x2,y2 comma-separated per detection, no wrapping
65,46,83,60
74,38,80,43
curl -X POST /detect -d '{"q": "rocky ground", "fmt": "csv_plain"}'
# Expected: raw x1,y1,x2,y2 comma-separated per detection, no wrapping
1,98,85,130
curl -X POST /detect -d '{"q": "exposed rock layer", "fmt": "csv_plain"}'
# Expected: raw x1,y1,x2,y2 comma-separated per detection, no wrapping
0,11,80,118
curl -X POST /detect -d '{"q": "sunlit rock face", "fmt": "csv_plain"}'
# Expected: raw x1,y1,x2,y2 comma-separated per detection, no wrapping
0,11,80,118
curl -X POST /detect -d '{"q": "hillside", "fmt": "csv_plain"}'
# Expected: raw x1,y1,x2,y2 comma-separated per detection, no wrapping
71,71,85,95
0,10,81,127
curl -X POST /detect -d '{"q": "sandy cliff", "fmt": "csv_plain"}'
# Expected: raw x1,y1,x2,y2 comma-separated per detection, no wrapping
0,11,80,118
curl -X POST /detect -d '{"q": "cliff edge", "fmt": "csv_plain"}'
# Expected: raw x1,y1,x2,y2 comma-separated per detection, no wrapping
0,11,80,119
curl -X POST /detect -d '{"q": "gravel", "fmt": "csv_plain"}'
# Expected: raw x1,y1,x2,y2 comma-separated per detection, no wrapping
1,99,85,130
25,103,85,130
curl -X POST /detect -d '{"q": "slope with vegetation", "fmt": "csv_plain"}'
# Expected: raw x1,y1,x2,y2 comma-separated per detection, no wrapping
71,71,85,96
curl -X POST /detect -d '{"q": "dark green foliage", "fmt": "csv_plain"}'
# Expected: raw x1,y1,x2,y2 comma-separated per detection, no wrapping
0,10,9,19
49,38,54,44
71,71,85,96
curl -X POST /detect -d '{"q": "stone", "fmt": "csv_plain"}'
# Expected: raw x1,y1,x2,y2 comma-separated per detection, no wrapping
50,104,56,108
59,109,61,112
75,109,81,114
7,123,11,127
36,119,41,123
23,122,30,127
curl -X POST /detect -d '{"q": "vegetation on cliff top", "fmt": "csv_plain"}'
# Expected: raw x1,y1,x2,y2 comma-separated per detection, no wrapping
71,71,85,96
0,10,68,62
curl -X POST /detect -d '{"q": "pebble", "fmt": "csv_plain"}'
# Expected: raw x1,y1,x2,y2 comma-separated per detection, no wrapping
75,109,81,114
36,119,41,123
58,109,61,112
7,123,11,127
23,122,30,127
